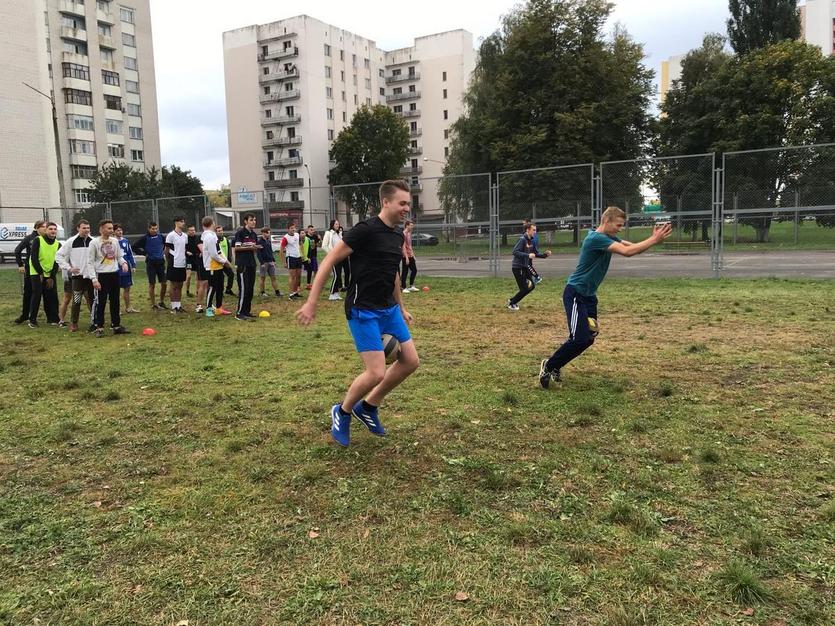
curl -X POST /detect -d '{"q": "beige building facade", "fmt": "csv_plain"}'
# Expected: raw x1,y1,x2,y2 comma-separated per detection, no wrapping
223,15,474,225
800,0,835,56
0,0,160,222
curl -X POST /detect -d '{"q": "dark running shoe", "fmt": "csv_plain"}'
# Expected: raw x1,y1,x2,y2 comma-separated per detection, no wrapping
539,359,560,389
112,326,130,335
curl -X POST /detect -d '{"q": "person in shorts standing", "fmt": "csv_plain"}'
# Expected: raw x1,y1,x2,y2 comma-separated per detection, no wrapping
400,220,419,293
114,224,139,313
257,227,281,298
280,222,303,300
165,216,188,314
132,222,168,310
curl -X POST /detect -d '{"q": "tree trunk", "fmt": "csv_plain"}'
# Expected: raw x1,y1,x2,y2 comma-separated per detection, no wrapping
755,225,770,243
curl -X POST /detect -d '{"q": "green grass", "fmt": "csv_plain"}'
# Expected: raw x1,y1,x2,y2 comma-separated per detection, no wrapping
1,271,834,624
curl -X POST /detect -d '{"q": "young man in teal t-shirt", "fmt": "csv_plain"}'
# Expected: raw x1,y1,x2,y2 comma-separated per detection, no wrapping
539,206,672,388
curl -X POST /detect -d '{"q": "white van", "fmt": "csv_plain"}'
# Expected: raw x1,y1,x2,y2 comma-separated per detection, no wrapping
0,223,66,263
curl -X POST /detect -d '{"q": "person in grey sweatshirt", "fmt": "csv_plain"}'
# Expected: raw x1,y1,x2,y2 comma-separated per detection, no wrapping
84,219,130,338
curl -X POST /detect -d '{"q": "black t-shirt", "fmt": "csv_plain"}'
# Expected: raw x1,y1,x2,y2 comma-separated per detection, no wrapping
307,233,320,255
186,234,200,267
232,227,259,268
342,216,404,317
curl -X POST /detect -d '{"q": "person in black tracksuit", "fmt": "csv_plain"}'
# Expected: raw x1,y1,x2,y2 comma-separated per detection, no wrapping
13,220,47,324
507,223,551,311
232,213,259,320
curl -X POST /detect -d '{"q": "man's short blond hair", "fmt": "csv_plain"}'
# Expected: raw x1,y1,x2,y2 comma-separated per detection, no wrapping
602,206,626,222
379,179,410,205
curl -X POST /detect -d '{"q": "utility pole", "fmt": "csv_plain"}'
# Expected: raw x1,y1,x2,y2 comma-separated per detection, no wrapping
23,82,68,209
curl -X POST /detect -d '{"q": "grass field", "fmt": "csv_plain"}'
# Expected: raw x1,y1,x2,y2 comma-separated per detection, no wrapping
1,269,833,625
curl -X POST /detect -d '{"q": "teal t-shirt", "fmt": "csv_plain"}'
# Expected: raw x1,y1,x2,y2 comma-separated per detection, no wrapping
566,230,621,296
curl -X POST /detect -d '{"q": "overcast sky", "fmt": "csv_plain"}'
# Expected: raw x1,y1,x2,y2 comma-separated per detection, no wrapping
149,0,730,188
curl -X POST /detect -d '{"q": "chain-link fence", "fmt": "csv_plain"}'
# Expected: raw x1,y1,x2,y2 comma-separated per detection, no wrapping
109,199,155,239
723,144,835,250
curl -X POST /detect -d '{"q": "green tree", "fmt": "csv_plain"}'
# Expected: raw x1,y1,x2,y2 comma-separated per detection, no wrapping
206,185,232,209
441,0,654,226
727,0,800,55
328,105,410,223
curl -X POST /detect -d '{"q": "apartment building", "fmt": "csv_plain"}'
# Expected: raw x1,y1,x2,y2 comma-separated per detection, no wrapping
0,0,161,218
223,15,474,225
800,0,835,56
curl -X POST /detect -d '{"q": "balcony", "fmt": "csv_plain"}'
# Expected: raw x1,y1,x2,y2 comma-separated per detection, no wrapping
261,136,302,148
410,182,423,192
264,156,303,168
61,1,86,16
259,90,300,104
266,200,305,210
386,72,420,84
61,27,87,42
62,51,89,65
258,31,297,43
98,34,116,49
408,146,423,156
396,109,421,119
265,178,304,189
97,8,115,23
261,114,301,126
386,91,421,103
257,47,299,62
400,166,423,176
409,128,422,138
259,68,299,83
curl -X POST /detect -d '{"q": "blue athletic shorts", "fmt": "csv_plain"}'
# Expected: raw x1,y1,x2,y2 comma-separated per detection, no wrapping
348,304,412,353
119,272,133,288
146,258,165,284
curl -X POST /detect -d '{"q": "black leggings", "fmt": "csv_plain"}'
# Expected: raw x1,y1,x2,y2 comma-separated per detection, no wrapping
509,267,535,305
29,275,59,324
92,272,121,328
401,257,417,288
206,270,224,309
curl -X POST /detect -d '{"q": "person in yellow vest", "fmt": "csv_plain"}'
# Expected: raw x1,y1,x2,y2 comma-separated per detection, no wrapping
215,224,236,296
27,222,61,328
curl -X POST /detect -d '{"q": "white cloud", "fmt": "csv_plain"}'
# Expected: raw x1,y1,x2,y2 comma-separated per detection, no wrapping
149,0,729,188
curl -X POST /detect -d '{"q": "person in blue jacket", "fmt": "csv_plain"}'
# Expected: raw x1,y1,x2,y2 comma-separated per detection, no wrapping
507,222,550,311
132,222,168,310
114,224,138,313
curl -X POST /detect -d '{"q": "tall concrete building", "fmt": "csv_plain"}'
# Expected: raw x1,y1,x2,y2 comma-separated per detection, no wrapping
223,15,474,225
659,53,686,105
800,0,835,56
0,0,161,220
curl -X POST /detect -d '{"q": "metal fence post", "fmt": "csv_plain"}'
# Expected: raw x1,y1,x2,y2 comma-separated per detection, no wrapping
490,174,499,278
793,190,799,245
711,154,724,277
732,193,738,245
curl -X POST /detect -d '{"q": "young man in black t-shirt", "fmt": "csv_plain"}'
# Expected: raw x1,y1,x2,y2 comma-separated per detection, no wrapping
232,213,260,321
297,180,419,447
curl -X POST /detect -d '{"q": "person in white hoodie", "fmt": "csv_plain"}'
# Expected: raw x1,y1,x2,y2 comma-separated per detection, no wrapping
200,216,233,317
321,219,345,301
55,219,94,333
84,219,130,338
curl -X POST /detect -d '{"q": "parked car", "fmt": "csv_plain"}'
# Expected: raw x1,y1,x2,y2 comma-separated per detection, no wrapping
270,234,281,252
411,232,439,246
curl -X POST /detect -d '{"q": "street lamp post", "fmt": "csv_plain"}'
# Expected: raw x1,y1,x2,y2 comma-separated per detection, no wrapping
302,162,313,227
23,82,68,210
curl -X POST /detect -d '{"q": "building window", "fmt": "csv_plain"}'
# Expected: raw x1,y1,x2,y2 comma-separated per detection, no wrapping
327,129,334,140
263,86,270,95
287,127,296,138
443,109,448,120
125,79,139,92
366,97,371,105
61,14,86,30
288,149,298,158
410,140,418,149
63,41,88,55
379,69,384,78
285,105,294,116
324,43,331,57
71,164,97,179
285,82,294,91
444,129,450,139
105,119,123,134
108,143,125,158
443,88,447,99
62,63,90,80
364,58,370,68
74,189,91,204
443,71,447,81
352,54,357,67
445,146,450,157
326,86,333,98
102,69,120,85
393,105,403,113
365,78,371,90
327,108,333,120
104,94,121,110
353,94,358,105
122,33,136,47
266,151,274,161
352,74,357,86
131,149,144,162
97,0,111,11
64,89,93,106
408,85,416,93
409,103,417,111
283,40,292,51
69,139,95,154
124,56,137,70
100,47,114,64
267,170,275,181
340,70,345,82
325,66,331,78
264,109,272,118
129,126,143,139
120,6,135,23
342,111,347,122
68,114,94,130
127,102,141,116
98,22,112,37
290,191,300,201
289,169,298,179
340,50,344,61
265,130,274,140
379,87,384,96
410,122,418,132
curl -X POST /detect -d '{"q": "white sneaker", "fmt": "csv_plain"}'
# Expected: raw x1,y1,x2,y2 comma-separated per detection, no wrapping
328,293,342,301
409,286,420,292
402,288,410,293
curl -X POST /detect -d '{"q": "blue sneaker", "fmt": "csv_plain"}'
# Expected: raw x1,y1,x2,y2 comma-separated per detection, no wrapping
330,404,351,446
351,400,386,436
